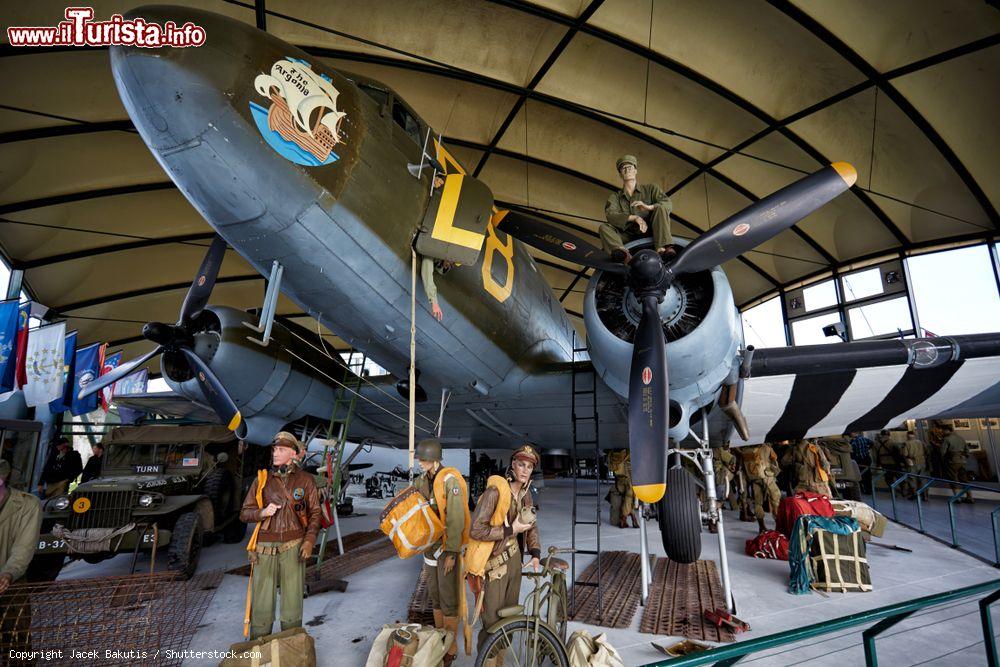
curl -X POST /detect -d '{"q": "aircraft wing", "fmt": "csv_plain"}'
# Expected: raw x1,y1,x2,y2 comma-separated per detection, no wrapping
113,392,222,423
741,333,1000,444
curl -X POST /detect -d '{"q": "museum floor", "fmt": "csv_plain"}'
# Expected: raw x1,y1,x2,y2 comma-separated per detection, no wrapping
58,480,999,666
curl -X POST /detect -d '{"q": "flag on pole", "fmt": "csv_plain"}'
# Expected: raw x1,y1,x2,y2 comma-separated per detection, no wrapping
70,343,102,416
100,350,123,412
49,330,78,414
23,321,67,408
114,367,148,425
0,299,20,392
14,303,30,389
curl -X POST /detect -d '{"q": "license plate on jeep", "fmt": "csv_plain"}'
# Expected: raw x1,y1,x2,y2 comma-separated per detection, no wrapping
37,537,67,552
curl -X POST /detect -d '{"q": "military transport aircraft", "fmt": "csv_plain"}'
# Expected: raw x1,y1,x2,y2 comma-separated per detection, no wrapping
82,7,1000,562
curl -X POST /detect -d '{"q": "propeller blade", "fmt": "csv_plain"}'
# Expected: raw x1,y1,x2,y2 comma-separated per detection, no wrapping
496,210,626,273
78,345,162,400
179,235,228,322
179,347,246,437
668,163,857,276
628,294,669,504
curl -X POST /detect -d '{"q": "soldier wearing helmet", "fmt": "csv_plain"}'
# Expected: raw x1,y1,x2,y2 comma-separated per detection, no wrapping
412,438,469,666
469,444,542,662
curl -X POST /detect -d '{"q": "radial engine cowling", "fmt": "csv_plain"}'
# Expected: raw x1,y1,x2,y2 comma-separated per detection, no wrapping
163,306,340,443
583,241,743,442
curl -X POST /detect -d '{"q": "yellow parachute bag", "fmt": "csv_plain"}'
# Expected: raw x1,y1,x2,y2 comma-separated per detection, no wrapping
380,486,444,559
464,476,511,577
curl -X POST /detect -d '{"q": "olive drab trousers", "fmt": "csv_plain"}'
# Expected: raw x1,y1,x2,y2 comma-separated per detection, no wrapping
423,558,462,616
250,541,305,639
477,548,523,652
599,205,672,254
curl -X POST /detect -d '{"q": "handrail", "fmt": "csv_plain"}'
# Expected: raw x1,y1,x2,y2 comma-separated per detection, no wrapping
860,464,1000,564
865,465,1000,495
640,578,1000,667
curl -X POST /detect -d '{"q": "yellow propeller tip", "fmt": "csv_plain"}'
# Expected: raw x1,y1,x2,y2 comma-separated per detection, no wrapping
831,162,857,187
228,412,242,432
633,483,666,504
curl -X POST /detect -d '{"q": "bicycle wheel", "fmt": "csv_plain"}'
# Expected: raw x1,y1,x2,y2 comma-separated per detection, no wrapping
546,573,569,643
475,620,570,667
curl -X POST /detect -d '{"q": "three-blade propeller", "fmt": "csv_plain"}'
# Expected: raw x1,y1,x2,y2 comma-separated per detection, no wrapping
78,236,246,437
500,163,857,502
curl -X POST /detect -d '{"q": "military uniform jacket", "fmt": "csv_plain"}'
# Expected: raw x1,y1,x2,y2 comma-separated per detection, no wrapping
470,483,541,560
902,439,928,468
604,183,672,229
742,444,779,479
941,433,969,460
413,467,467,555
0,488,42,583
240,467,321,545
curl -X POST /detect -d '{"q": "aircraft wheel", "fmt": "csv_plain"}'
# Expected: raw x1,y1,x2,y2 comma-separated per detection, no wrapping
657,466,702,563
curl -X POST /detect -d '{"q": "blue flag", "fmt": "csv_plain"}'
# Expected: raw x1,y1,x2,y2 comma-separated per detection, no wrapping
70,342,101,416
49,330,78,414
0,299,19,392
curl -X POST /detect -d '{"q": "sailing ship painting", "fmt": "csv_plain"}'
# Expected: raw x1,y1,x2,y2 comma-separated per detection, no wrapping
249,57,348,167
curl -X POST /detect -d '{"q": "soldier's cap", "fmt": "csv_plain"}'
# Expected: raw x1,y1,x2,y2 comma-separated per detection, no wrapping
270,431,304,454
0,459,9,479
616,155,638,172
512,444,540,467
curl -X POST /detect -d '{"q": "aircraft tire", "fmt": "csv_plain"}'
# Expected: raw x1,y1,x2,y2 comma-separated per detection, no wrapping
658,466,701,563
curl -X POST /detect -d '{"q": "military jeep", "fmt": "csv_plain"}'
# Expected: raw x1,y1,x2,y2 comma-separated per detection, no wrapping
31,424,268,580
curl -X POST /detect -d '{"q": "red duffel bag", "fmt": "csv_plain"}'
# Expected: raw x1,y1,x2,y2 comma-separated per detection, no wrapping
776,491,834,537
745,530,789,560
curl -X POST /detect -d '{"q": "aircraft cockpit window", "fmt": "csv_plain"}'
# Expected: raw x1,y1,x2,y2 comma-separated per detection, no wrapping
358,84,388,108
392,102,422,146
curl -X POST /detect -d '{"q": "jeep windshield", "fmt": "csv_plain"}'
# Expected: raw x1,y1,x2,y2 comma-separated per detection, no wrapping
106,442,204,473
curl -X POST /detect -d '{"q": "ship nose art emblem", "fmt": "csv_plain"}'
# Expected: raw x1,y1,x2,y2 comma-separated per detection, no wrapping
249,57,347,167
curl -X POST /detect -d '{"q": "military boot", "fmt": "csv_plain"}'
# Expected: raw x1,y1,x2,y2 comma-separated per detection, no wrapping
442,616,459,666
757,517,767,533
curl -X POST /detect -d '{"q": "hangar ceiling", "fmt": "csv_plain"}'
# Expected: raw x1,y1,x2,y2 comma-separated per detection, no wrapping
1,0,997,376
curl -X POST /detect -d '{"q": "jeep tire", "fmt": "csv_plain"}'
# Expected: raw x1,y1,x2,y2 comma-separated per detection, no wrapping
26,553,65,582
221,516,248,544
202,469,235,527
168,511,203,579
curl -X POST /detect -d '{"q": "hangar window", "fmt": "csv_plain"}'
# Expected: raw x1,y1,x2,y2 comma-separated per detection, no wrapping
392,101,422,145
741,297,786,348
358,84,388,108
847,296,912,339
803,280,837,312
791,312,842,346
841,267,884,302
907,245,1000,335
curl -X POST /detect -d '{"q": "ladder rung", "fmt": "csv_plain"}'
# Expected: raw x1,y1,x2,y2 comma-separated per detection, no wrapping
573,415,596,421
573,390,596,395
575,440,598,445
574,492,599,497
574,521,599,526
575,549,600,556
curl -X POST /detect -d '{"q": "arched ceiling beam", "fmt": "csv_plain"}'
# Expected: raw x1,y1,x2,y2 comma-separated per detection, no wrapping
486,0,909,245
768,0,998,229
12,232,217,270
55,274,261,312
472,0,606,176
0,181,175,215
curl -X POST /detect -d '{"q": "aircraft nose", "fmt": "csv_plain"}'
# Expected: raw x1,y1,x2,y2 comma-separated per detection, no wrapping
110,6,256,149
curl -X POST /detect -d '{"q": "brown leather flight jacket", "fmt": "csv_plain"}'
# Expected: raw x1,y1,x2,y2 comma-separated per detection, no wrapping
240,466,321,545
470,483,541,560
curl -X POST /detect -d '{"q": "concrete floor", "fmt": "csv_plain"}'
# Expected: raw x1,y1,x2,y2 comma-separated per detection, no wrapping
58,479,999,666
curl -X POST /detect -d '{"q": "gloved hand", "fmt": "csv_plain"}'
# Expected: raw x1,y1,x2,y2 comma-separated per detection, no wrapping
299,539,314,562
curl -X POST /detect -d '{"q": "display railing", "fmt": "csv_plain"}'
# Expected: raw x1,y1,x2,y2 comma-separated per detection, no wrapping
639,578,1000,667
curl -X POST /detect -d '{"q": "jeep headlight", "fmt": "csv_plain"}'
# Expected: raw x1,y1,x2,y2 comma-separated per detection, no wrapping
138,494,155,507
52,496,70,511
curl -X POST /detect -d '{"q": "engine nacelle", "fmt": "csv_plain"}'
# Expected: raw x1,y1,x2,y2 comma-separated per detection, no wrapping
164,306,341,443
583,240,743,442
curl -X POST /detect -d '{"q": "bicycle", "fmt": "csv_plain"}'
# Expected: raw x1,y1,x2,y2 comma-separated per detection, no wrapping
474,546,574,667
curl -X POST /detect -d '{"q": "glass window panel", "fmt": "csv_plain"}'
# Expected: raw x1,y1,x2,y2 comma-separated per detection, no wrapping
848,297,912,339
740,297,786,348
907,246,1000,336
841,267,884,302
803,280,838,312
792,312,843,345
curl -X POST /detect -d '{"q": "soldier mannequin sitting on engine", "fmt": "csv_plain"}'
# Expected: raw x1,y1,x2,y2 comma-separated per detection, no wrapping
601,155,675,264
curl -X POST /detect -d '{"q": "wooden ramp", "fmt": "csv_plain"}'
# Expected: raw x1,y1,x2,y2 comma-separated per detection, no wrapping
640,559,734,643
568,550,645,629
